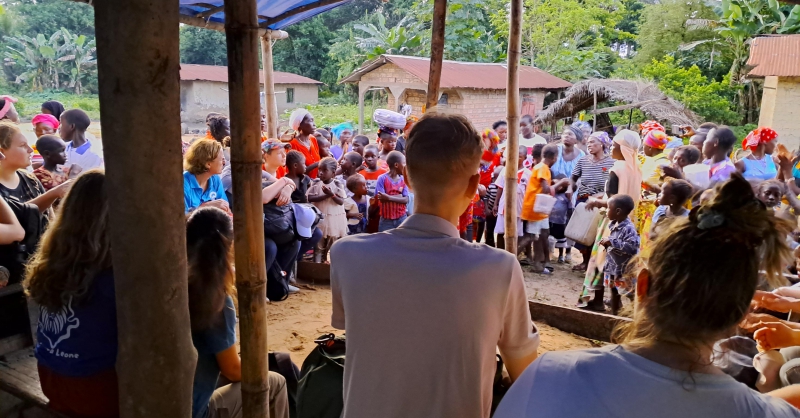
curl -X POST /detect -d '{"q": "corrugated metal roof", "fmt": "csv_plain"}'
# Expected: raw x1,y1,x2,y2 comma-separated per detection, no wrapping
747,35,800,77
179,0,353,31
341,55,572,90
180,64,322,85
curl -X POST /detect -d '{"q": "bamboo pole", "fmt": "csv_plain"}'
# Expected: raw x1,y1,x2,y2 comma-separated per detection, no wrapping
425,0,447,112
593,91,597,131
224,0,270,417
94,0,196,417
505,0,523,254
261,31,279,138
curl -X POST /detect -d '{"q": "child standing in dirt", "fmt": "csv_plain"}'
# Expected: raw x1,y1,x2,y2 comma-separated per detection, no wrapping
362,144,388,233
600,194,640,315
344,174,369,235
520,144,559,274
330,113,539,418
307,157,348,262
375,151,409,232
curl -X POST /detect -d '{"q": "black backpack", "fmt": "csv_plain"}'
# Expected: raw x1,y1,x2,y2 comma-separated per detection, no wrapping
269,352,301,418
0,189,44,284
296,334,346,418
266,261,290,302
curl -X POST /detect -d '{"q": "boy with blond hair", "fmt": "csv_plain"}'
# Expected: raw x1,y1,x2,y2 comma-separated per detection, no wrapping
330,113,540,418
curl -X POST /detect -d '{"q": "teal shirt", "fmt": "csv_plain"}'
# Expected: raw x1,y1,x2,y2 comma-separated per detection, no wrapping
183,171,228,213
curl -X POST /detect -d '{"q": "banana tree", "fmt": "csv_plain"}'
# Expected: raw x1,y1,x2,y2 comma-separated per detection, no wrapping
683,0,800,121
354,13,423,59
4,31,66,91
59,28,97,94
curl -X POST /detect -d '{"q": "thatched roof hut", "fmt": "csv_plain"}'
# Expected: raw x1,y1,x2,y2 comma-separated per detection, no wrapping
535,79,701,129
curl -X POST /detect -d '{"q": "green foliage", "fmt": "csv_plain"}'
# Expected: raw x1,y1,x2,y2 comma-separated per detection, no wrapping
730,123,758,143
14,91,100,120
413,0,506,63
635,0,718,68
14,0,94,38
623,56,741,125
283,103,361,129
354,13,423,59
4,29,97,94
489,0,629,79
179,26,228,66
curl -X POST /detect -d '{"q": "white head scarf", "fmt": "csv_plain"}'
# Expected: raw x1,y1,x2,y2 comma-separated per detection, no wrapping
289,108,311,131
610,129,643,205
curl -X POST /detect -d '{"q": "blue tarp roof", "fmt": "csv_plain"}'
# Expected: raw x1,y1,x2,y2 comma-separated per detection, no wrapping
179,0,352,30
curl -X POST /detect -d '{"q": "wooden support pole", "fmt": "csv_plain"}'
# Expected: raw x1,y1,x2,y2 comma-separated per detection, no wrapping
358,84,366,134
505,0,523,254
261,31,279,138
94,0,196,417
224,0,270,417
425,0,447,112
592,91,597,130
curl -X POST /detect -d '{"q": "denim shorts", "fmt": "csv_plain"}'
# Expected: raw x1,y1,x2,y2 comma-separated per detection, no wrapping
379,215,407,232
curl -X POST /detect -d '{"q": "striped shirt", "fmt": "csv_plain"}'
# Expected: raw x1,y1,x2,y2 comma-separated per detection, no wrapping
375,173,409,220
572,155,615,197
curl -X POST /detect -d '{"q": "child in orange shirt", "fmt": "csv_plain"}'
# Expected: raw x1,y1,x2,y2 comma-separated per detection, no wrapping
362,144,389,233
521,143,559,273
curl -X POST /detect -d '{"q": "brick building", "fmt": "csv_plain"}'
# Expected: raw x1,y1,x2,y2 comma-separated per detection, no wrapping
747,35,800,149
179,64,321,124
341,55,572,132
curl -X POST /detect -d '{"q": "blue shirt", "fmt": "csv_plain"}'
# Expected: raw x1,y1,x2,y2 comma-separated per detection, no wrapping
34,269,117,377
192,296,237,418
183,171,229,213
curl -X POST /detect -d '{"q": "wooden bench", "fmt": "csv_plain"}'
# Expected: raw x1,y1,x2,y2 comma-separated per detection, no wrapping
0,348,49,410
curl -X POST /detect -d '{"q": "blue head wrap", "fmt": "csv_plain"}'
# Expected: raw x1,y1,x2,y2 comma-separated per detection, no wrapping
331,122,354,143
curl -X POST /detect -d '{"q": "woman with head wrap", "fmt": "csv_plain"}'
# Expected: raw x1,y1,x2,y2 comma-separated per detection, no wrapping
639,120,665,138
32,114,60,138
0,96,19,123
735,127,779,182
571,121,592,153
286,108,321,179
41,101,65,121
552,125,586,179
330,122,354,161
640,130,671,186
579,130,643,311
570,131,615,271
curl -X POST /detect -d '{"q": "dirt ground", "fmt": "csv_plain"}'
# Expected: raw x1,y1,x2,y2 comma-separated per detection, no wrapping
522,253,588,308
266,281,598,367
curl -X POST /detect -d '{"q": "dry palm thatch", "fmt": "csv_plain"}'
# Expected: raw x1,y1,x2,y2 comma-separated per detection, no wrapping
535,79,701,128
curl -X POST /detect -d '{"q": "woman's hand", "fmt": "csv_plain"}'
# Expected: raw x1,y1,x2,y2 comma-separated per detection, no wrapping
741,312,783,332
753,290,800,313
50,179,73,199
660,165,684,180
201,199,232,216
584,198,607,210
276,185,293,206
754,322,800,351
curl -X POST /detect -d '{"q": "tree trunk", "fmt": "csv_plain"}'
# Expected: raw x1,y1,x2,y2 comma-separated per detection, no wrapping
94,0,196,417
425,0,447,111
505,0,523,254
224,0,271,417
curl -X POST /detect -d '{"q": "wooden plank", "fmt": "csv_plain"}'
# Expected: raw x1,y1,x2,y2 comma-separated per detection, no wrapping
261,32,279,138
0,349,48,408
297,261,330,284
425,0,447,111
0,334,31,357
225,0,271,417
528,300,631,343
504,0,522,252
589,100,661,115
0,283,22,298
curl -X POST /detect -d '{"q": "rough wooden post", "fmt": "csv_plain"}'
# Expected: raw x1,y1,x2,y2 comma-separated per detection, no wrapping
358,83,366,134
94,0,196,416
593,91,598,131
224,0,270,417
261,31,279,138
425,0,447,112
505,0,523,254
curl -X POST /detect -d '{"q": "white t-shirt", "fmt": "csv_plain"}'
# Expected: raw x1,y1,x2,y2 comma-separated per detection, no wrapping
494,166,531,216
519,134,547,149
494,345,800,418
65,139,103,172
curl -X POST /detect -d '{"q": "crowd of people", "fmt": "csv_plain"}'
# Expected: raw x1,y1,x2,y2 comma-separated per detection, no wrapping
4,94,800,418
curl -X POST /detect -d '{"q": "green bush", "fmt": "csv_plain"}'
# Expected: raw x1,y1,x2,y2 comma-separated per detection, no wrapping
14,91,100,120
729,123,757,149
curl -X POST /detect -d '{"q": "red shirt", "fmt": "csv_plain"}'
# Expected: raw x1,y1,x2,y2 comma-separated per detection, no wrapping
289,136,321,179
